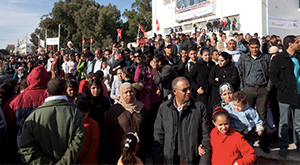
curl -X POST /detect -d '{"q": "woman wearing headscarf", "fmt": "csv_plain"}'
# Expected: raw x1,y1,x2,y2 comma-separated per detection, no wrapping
218,82,234,108
101,83,148,164
225,37,241,67
209,52,239,107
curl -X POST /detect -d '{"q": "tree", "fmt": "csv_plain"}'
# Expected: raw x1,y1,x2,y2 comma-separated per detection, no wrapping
122,0,152,42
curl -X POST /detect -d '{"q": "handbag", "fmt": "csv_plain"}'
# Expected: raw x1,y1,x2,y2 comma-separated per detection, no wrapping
107,49,124,68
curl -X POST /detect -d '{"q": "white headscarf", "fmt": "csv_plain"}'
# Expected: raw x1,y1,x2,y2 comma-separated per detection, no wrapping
225,37,241,67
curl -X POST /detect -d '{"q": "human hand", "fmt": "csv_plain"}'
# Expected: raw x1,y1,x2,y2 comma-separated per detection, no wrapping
198,144,206,156
197,87,204,95
156,89,161,96
115,96,120,100
215,77,219,82
257,131,262,136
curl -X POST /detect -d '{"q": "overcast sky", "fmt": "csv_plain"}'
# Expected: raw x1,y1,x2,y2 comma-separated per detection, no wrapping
0,0,136,49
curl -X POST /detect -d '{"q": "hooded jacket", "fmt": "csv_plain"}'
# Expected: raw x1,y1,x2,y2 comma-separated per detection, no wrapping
6,66,50,143
210,126,256,165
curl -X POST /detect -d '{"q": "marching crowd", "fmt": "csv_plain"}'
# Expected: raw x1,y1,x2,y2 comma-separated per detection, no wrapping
0,29,300,165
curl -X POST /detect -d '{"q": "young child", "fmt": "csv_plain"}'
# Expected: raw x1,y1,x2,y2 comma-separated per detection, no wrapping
117,132,143,165
211,107,256,165
66,80,79,104
78,72,93,94
74,94,100,165
224,91,264,143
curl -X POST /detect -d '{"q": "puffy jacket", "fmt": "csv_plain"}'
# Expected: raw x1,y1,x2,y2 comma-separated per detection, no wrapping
153,97,211,164
6,66,50,144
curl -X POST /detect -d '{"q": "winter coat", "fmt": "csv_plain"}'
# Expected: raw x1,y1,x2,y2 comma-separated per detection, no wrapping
209,64,239,107
270,51,300,106
188,59,215,106
19,98,85,164
88,96,111,129
5,66,50,142
153,97,211,164
77,117,100,164
101,104,148,164
210,126,256,165
5,61,20,74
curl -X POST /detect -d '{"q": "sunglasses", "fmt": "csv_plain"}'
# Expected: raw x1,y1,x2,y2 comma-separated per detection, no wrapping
177,86,192,93
134,55,141,58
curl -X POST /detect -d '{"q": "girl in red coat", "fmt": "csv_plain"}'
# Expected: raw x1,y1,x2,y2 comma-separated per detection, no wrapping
211,107,256,165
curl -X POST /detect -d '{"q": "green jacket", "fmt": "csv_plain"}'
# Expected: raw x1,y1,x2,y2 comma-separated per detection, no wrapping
19,99,85,165
77,60,86,79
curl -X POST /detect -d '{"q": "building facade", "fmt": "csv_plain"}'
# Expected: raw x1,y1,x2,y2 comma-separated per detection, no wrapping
152,0,300,38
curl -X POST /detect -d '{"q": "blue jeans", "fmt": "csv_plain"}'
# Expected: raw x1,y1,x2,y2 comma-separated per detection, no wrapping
278,95,300,149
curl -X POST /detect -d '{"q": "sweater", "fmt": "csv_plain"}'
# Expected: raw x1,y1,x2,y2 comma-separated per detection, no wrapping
224,102,264,134
210,127,256,165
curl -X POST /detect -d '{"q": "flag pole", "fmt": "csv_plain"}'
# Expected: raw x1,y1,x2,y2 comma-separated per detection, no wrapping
58,24,60,51
137,26,140,45
45,29,47,52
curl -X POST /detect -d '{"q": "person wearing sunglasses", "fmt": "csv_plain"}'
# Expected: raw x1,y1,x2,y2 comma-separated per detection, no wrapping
130,51,142,73
153,77,211,164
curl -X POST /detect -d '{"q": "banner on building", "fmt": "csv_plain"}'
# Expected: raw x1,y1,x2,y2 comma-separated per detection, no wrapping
269,16,298,29
46,37,59,45
175,0,213,21
145,30,154,38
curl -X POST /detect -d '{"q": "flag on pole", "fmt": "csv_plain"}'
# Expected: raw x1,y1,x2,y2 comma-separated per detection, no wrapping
82,37,85,45
156,19,160,31
138,23,145,34
117,29,122,39
90,36,93,44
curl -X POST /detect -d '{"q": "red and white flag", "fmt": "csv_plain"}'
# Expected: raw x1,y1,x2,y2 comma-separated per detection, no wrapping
82,37,85,45
156,19,160,31
90,36,93,44
117,29,122,39
138,23,145,34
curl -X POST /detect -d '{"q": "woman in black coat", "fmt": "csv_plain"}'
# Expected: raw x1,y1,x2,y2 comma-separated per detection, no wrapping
188,48,215,108
209,52,239,107
86,79,111,129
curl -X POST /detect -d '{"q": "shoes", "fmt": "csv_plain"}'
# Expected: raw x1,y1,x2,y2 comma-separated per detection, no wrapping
259,143,270,153
279,149,287,159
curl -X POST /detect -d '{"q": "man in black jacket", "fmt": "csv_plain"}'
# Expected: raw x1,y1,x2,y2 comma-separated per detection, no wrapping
5,55,20,75
270,35,300,158
153,77,211,164
238,38,271,153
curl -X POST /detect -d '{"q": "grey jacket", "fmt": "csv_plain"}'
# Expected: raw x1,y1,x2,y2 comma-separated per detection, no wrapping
237,53,272,89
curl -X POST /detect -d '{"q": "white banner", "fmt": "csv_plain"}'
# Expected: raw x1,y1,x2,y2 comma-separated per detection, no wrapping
145,30,154,38
39,39,45,48
175,0,213,21
269,16,298,29
46,37,59,45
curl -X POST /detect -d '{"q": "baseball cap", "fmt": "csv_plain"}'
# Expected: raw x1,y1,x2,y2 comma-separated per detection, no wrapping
67,41,73,45
268,46,279,54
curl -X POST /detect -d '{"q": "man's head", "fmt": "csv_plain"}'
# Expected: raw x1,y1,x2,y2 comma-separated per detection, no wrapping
164,44,172,56
120,41,125,47
270,35,277,43
150,54,167,69
245,33,251,41
95,49,102,60
202,29,206,36
134,51,142,63
67,41,73,49
221,33,227,42
181,47,188,59
158,34,162,40
249,38,261,57
284,35,299,52
9,55,16,63
239,33,244,40
180,33,186,41
47,78,66,96
83,46,90,53
226,38,237,51
172,77,192,103
103,49,112,59
171,32,176,39
211,49,219,62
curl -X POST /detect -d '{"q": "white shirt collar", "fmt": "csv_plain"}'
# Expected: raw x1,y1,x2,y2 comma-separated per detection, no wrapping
173,98,187,112
45,95,68,103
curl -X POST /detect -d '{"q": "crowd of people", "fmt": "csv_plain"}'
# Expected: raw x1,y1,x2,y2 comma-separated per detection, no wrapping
0,28,299,165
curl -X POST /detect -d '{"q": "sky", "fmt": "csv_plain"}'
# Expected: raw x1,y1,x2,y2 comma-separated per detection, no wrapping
0,0,136,49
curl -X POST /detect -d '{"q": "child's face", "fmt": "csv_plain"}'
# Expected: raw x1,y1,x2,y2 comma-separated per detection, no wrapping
66,87,77,98
232,100,246,112
102,62,107,69
213,115,230,135
90,84,101,97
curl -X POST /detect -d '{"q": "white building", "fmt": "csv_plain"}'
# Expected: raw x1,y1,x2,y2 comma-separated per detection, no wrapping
152,0,300,38
15,42,33,55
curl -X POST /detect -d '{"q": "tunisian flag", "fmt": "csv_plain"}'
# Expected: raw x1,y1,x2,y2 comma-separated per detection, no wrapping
90,36,93,44
82,37,85,45
156,19,160,31
138,23,145,34
117,29,122,39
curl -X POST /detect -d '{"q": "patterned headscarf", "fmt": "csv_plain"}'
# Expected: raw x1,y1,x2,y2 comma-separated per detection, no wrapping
219,82,234,107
